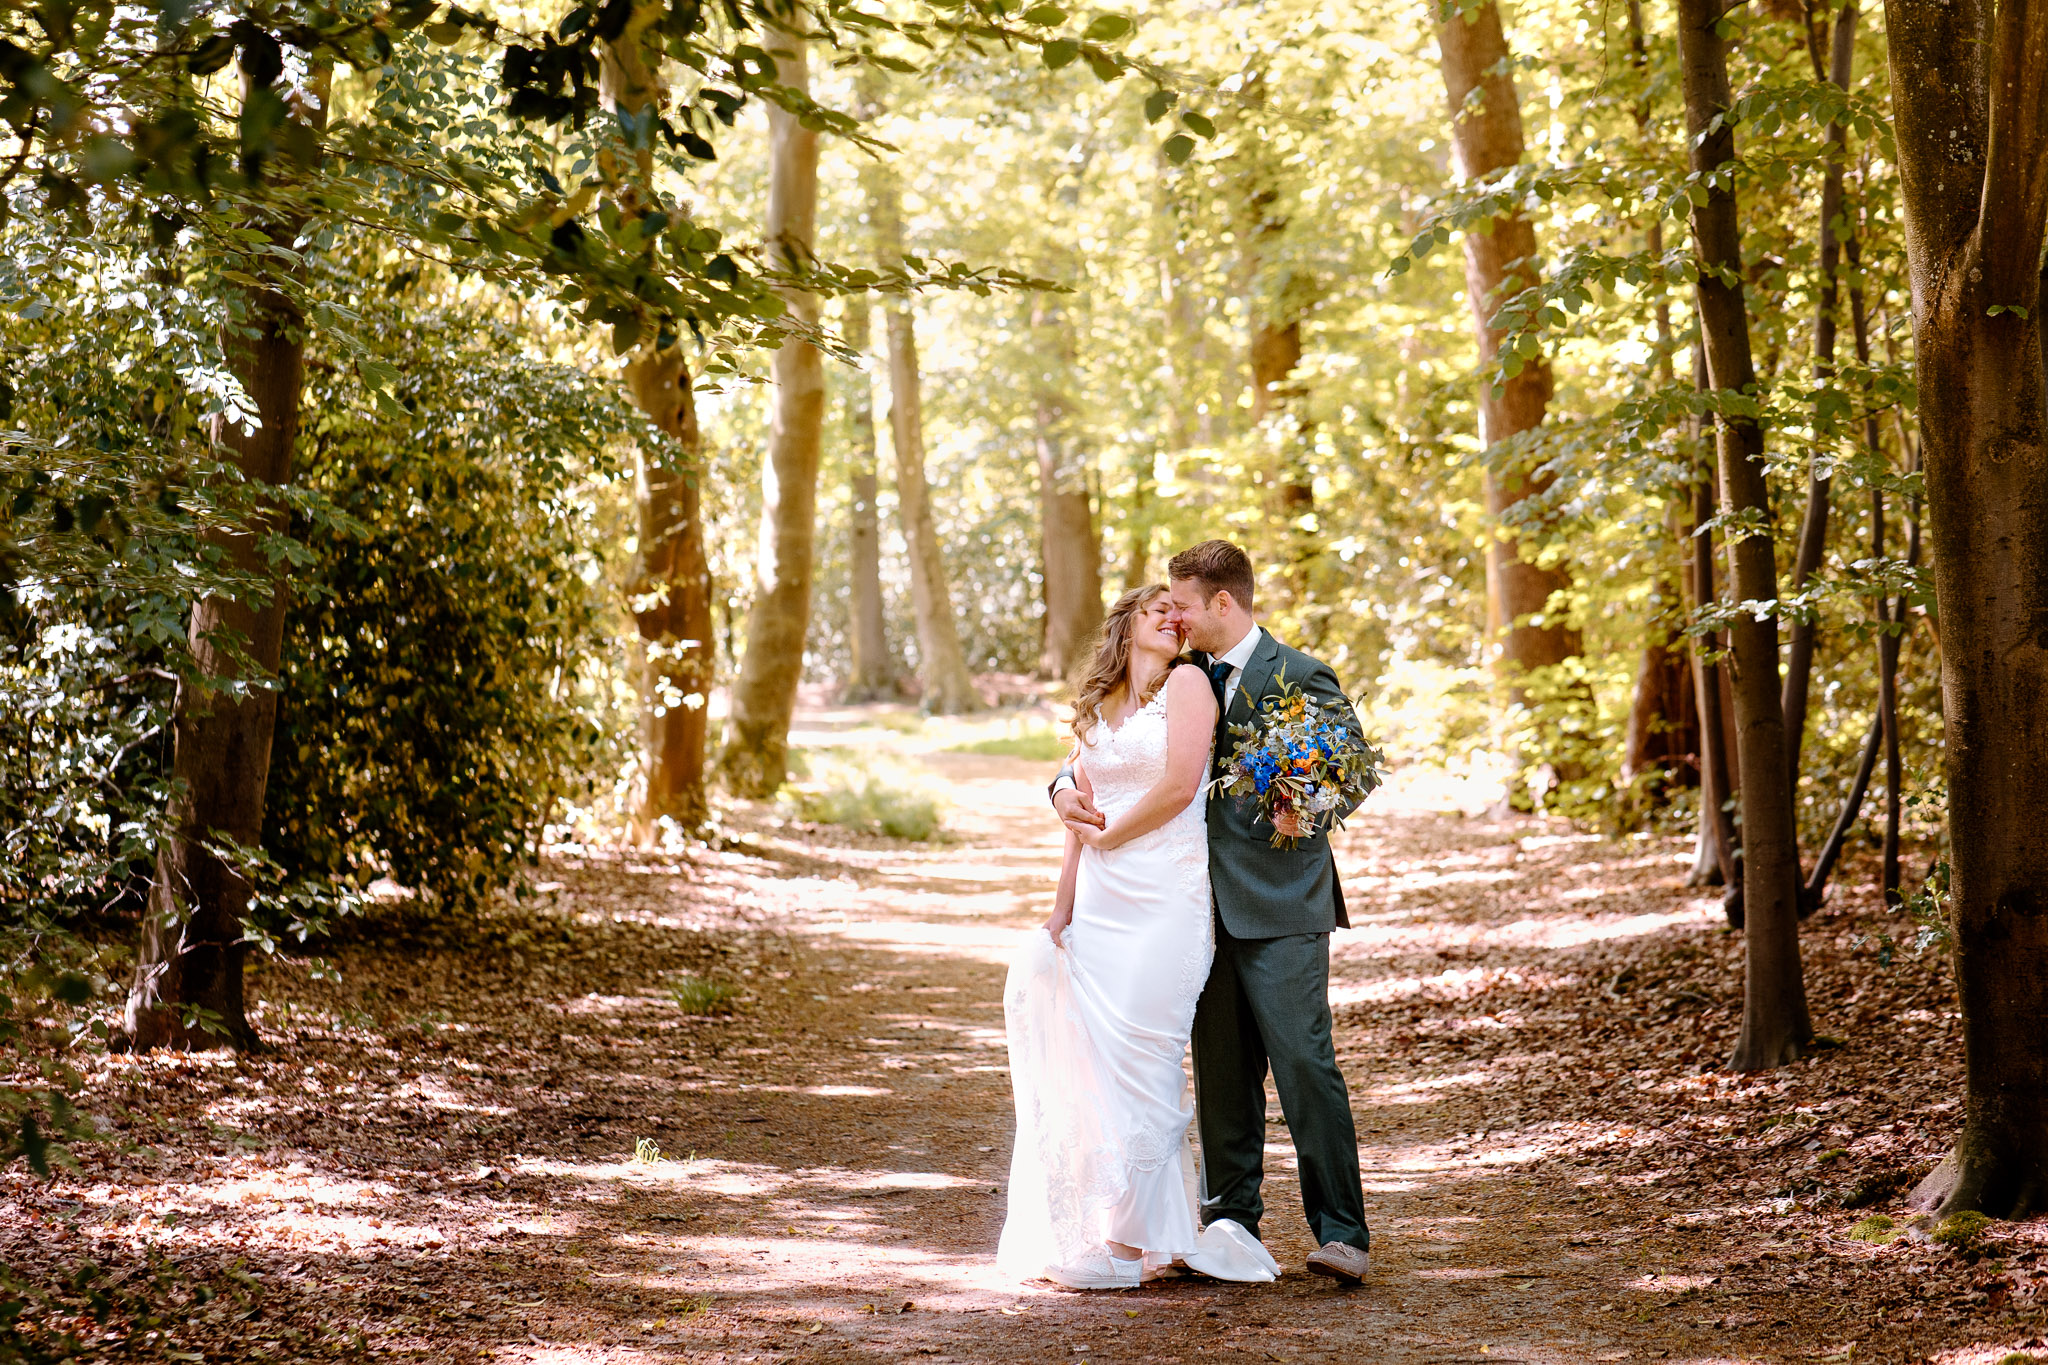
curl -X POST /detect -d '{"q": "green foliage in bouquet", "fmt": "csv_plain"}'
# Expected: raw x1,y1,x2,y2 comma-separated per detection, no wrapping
1213,673,1386,849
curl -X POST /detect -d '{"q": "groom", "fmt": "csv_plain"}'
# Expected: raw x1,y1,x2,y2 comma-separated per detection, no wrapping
1053,539,1372,1284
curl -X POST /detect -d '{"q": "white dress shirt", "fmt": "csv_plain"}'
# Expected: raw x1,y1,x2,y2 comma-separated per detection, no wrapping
1212,623,1264,712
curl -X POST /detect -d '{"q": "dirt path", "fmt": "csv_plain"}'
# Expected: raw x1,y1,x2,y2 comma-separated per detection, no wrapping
8,705,2045,1364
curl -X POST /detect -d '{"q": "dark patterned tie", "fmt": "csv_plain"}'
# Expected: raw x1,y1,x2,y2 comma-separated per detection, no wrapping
1208,658,1233,710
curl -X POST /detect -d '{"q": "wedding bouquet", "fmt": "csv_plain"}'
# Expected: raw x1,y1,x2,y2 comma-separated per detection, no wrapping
1213,673,1385,849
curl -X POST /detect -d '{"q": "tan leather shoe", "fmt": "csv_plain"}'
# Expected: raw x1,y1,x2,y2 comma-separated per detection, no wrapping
1305,1241,1370,1284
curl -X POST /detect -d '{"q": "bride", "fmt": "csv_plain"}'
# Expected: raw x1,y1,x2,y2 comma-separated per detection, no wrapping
998,585,1279,1290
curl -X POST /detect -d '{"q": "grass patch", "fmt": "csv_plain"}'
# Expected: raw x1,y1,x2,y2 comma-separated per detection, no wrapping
666,976,738,1015
948,727,1071,761
796,777,942,841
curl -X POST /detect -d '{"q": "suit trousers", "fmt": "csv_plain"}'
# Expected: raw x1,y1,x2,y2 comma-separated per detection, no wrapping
1190,919,1369,1252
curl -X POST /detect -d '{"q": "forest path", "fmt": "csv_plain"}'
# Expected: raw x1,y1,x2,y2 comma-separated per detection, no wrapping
16,703,2033,1365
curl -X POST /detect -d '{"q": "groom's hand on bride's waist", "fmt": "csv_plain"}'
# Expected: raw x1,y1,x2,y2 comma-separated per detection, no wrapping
1054,787,1107,831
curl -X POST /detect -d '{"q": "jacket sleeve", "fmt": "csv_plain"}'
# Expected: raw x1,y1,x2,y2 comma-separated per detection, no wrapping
1298,656,1373,823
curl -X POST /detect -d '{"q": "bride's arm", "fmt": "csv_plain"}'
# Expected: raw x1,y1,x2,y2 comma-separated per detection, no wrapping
1044,828,1081,945
1080,666,1218,851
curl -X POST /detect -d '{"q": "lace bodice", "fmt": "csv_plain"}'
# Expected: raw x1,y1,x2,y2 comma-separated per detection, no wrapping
1080,687,1209,853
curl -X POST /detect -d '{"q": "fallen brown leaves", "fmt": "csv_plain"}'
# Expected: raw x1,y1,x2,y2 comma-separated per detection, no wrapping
3,740,2045,1365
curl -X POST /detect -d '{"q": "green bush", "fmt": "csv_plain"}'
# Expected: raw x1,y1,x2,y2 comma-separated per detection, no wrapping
797,777,943,841
265,302,632,913
1847,1215,1898,1244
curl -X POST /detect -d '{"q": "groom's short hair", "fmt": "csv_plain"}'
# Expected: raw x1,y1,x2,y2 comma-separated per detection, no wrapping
1169,540,1255,609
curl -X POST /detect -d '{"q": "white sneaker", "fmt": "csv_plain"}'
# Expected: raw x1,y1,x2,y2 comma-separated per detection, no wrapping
1045,1247,1145,1290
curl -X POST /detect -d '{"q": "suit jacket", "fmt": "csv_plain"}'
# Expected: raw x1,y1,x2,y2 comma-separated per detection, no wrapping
1052,631,1365,940
1197,630,1362,939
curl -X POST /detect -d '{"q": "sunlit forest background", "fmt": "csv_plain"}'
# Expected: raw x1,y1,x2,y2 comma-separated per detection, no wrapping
4,0,1953,1044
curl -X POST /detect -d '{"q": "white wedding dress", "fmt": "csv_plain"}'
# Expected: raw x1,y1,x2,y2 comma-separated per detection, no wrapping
997,689,1278,1283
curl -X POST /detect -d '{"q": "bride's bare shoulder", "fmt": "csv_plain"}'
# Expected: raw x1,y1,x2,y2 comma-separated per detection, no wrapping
1163,660,1217,714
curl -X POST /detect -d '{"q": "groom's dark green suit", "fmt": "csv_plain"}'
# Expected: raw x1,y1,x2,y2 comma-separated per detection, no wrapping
1053,628,1369,1257
1190,629,1369,1254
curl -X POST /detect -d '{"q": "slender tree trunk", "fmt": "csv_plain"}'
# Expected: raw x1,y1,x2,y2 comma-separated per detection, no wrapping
1620,0,1703,822
126,59,330,1051
1689,466,1742,893
862,148,978,714
625,350,713,833
1437,2,1580,705
1885,0,2048,1220
842,296,893,701
1781,0,1860,785
1032,295,1103,678
722,21,826,794
1677,0,1811,1069
1243,146,1319,618
596,15,715,834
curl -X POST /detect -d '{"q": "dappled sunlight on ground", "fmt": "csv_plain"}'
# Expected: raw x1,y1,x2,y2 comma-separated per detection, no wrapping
6,704,2045,1363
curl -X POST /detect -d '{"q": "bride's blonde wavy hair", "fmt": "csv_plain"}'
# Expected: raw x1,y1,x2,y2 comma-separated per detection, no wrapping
1068,584,1175,749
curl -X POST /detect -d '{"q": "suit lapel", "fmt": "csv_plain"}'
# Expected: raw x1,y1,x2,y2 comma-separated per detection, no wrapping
1229,630,1282,724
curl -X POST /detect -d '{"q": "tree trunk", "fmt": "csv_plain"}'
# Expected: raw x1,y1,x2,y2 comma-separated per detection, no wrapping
1886,0,2048,1218
842,296,893,701
125,60,330,1052
1677,0,1812,1069
1689,467,1742,892
721,21,826,795
1780,0,1860,785
595,18,715,834
863,150,979,714
625,349,714,833
1032,295,1102,679
1437,2,1580,701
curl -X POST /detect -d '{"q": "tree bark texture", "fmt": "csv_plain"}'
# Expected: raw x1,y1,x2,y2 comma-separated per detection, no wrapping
1031,296,1102,680
841,296,893,701
1677,0,1812,1068
1438,2,1579,694
1886,0,2048,1218
126,61,330,1052
722,23,826,795
865,153,979,714
128,291,301,1052
599,11,715,833
1781,0,1860,785
625,349,714,833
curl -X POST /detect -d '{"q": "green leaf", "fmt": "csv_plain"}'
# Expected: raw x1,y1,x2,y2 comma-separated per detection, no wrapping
613,316,644,355
1022,3,1065,22
1041,38,1079,68
1180,110,1214,138
1162,133,1194,164
1143,88,1173,123
1083,13,1131,39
